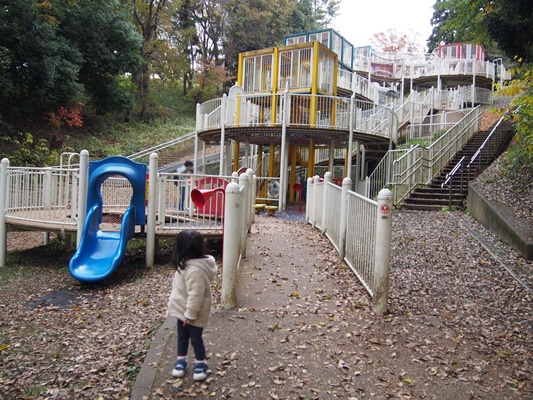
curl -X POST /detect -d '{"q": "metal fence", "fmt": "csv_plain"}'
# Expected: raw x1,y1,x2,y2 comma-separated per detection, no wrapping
307,172,393,313
197,93,396,141
365,106,482,205
4,165,79,227
0,154,252,238
344,191,378,296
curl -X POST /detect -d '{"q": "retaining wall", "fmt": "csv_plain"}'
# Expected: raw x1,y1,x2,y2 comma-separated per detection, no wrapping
468,184,533,260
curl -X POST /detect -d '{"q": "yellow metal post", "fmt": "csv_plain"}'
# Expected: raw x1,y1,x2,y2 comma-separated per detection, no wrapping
233,140,239,172
308,138,315,178
268,144,276,177
237,53,243,86
289,145,297,203
310,41,320,126
257,145,263,177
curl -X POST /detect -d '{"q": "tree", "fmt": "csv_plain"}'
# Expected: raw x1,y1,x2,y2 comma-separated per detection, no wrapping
224,0,293,71
0,0,142,124
371,28,426,54
0,0,82,119
168,0,201,95
61,0,143,114
132,0,173,120
484,0,533,63
311,0,340,28
287,0,318,33
427,0,491,52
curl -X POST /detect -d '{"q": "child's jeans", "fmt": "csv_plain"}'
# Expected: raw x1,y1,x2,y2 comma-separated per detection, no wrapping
177,319,206,360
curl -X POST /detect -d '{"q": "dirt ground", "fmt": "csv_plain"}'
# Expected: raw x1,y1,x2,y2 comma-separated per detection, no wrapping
0,195,531,399
146,211,532,399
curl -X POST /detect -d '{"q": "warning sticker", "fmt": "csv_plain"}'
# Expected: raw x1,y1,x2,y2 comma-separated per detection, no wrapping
380,204,390,214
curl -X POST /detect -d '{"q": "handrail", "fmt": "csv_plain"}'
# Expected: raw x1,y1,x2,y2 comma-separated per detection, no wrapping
467,106,519,169
127,131,196,160
197,92,396,140
441,156,465,189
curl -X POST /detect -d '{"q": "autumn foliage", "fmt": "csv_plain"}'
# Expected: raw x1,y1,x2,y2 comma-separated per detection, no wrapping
47,103,84,128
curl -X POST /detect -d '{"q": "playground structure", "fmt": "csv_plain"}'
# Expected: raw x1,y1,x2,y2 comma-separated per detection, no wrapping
0,153,254,288
194,29,507,210
0,29,508,309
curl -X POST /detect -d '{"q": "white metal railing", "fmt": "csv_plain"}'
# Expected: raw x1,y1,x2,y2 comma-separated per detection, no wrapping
197,93,397,141
407,109,468,142
324,181,342,250
365,149,409,200
128,131,196,162
344,190,378,296
306,173,393,313
5,166,79,226
101,177,133,211
157,172,235,233
391,106,481,205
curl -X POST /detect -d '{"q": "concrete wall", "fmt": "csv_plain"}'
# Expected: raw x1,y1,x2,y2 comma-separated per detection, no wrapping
468,184,533,260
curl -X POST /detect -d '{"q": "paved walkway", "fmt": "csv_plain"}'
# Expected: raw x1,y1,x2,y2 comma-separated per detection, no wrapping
131,210,532,400
131,211,359,399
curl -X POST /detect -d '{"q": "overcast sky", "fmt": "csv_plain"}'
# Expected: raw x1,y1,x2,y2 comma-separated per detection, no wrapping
332,0,435,50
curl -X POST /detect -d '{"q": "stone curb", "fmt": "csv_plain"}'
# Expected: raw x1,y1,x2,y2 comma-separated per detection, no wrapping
130,317,176,400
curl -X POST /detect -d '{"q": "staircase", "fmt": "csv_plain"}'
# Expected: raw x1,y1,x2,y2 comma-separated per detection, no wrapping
401,121,515,211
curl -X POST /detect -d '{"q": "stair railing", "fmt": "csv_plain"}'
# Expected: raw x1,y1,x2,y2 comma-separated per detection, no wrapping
128,131,196,161
441,155,466,209
467,107,518,172
390,106,481,205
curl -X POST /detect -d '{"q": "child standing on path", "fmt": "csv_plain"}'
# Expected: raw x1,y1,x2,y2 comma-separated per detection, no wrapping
166,230,218,381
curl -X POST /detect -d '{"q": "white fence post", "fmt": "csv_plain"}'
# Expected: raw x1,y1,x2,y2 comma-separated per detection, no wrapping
146,153,158,268
221,182,242,309
339,177,352,259
322,172,332,233
305,177,312,222
0,158,9,266
76,150,89,248
238,173,249,257
251,174,257,224
246,168,254,229
312,175,320,226
372,188,393,314
43,167,53,245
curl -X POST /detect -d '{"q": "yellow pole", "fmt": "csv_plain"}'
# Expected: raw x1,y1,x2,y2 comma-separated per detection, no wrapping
308,138,315,178
237,53,244,86
289,145,297,203
268,144,276,177
310,41,320,127
257,145,263,177
233,140,239,172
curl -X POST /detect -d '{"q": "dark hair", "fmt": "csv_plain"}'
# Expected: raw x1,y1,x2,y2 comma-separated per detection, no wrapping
172,230,206,270
184,160,193,167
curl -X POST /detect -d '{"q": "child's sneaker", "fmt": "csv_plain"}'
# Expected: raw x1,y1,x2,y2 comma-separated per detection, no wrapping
172,358,187,378
193,362,208,381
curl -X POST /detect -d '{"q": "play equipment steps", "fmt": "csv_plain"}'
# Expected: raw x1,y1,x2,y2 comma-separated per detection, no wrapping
401,125,515,212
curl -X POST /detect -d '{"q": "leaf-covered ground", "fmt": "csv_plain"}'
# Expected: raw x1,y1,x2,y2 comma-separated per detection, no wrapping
0,150,531,399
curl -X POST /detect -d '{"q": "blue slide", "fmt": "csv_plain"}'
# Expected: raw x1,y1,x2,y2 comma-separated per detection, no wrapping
69,156,146,283
69,203,136,282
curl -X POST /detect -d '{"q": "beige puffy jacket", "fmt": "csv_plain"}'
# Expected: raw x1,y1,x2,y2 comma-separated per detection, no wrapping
166,255,217,327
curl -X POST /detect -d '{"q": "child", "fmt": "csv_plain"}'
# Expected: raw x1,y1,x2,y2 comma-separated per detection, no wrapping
166,229,218,381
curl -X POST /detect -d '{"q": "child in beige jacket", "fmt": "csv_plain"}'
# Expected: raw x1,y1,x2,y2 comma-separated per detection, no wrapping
166,230,217,381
